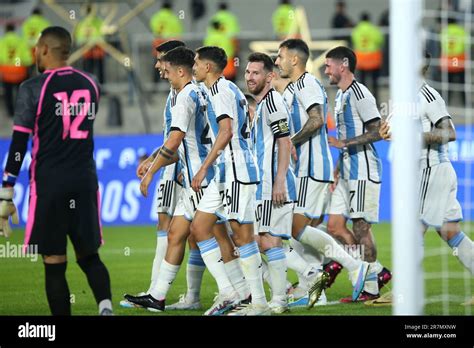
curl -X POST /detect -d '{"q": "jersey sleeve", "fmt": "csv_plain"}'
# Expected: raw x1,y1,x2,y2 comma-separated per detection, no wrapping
425,90,450,126
13,81,37,133
354,88,381,123
295,75,324,112
170,92,196,133
213,88,235,122
267,92,290,138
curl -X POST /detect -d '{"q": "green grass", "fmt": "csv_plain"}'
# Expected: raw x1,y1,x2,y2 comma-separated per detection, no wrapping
0,223,472,316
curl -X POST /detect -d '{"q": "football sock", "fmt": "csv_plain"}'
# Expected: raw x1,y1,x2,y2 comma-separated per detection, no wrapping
150,260,180,300
265,247,287,303
297,226,360,272
239,241,267,306
186,249,206,302
448,232,474,274
148,230,168,292
77,253,112,305
197,237,234,296
224,258,250,300
44,262,71,315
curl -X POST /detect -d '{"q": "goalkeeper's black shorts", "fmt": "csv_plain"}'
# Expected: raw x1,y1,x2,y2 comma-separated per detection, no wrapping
23,189,103,255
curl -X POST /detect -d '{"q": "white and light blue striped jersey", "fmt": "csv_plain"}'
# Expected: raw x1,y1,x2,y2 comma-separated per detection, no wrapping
281,82,295,110
290,72,333,181
207,77,259,184
160,88,181,183
169,82,215,189
334,80,382,183
254,88,297,201
418,83,452,169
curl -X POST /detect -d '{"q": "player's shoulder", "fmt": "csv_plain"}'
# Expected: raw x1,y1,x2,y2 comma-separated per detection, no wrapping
349,80,374,101
19,73,47,93
420,83,443,104
295,72,320,91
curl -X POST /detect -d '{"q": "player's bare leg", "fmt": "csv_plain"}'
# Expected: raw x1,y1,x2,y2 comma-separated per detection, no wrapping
74,250,113,316
43,255,71,315
327,214,357,247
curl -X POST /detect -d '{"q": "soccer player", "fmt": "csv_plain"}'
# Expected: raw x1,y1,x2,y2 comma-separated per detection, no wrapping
245,52,295,313
122,40,207,310
324,46,391,301
276,39,372,307
191,46,270,315
0,26,112,315
376,52,473,306
124,47,221,312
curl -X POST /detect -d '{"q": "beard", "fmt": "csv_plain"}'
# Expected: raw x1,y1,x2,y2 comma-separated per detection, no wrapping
247,80,265,95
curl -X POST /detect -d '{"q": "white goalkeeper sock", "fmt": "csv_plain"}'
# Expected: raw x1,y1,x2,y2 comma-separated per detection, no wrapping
186,249,206,302
448,232,474,274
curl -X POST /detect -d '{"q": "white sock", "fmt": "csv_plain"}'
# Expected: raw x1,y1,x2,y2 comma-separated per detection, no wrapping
370,260,384,274
261,258,271,285
239,241,268,306
197,237,234,296
290,238,323,285
224,258,250,300
150,260,180,300
265,247,287,303
448,232,474,274
186,249,206,302
98,299,112,314
284,243,312,275
147,230,168,293
298,226,360,272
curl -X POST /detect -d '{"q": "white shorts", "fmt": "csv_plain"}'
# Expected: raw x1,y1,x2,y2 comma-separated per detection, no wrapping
197,179,256,224
419,162,463,228
156,179,182,216
294,177,331,219
181,187,206,221
329,179,380,223
254,200,293,239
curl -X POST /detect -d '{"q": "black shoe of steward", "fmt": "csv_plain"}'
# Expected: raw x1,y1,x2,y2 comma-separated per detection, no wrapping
124,294,165,312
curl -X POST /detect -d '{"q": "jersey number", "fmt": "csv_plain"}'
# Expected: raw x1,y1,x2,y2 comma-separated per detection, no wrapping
54,89,91,140
200,123,212,145
240,121,250,139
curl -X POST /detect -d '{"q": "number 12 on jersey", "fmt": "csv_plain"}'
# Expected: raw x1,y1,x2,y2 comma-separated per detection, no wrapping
54,89,91,140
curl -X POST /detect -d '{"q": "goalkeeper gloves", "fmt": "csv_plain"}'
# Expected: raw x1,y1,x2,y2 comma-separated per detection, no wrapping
0,187,19,237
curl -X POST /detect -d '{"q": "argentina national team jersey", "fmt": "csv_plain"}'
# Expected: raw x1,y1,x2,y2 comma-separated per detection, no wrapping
169,82,215,189
207,77,259,184
161,88,182,183
254,88,296,201
334,80,382,183
418,82,451,169
290,72,333,181
282,82,295,110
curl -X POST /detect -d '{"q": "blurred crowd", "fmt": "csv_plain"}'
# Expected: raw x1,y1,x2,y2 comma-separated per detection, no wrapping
0,0,470,118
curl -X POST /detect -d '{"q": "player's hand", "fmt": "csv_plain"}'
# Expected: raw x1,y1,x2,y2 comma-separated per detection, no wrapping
177,172,184,185
379,121,391,141
290,143,298,162
140,172,154,197
137,156,153,179
272,178,287,207
191,167,207,192
328,136,345,149
0,187,19,238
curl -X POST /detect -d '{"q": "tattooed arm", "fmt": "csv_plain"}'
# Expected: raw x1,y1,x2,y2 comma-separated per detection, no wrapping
423,117,456,145
291,104,325,146
329,119,382,149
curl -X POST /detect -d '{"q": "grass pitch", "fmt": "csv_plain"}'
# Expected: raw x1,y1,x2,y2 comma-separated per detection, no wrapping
1,223,472,316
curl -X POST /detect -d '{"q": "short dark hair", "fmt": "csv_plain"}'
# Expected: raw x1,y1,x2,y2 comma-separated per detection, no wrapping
161,47,195,71
361,12,370,21
248,52,274,72
325,46,357,73
32,7,42,15
218,1,228,10
5,23,15,32
279,39,310,64
163,0,172,9
422,50,431,74
156,40,185,53
270,54,280,72
196,46,228,72
40,26,72,60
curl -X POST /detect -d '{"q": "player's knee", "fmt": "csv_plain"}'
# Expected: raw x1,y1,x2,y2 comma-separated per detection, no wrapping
76,253,103,273
43,254,67,264
260,233,280,251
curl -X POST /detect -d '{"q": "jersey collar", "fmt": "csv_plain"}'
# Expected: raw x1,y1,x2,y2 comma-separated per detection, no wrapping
43,66,73,74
